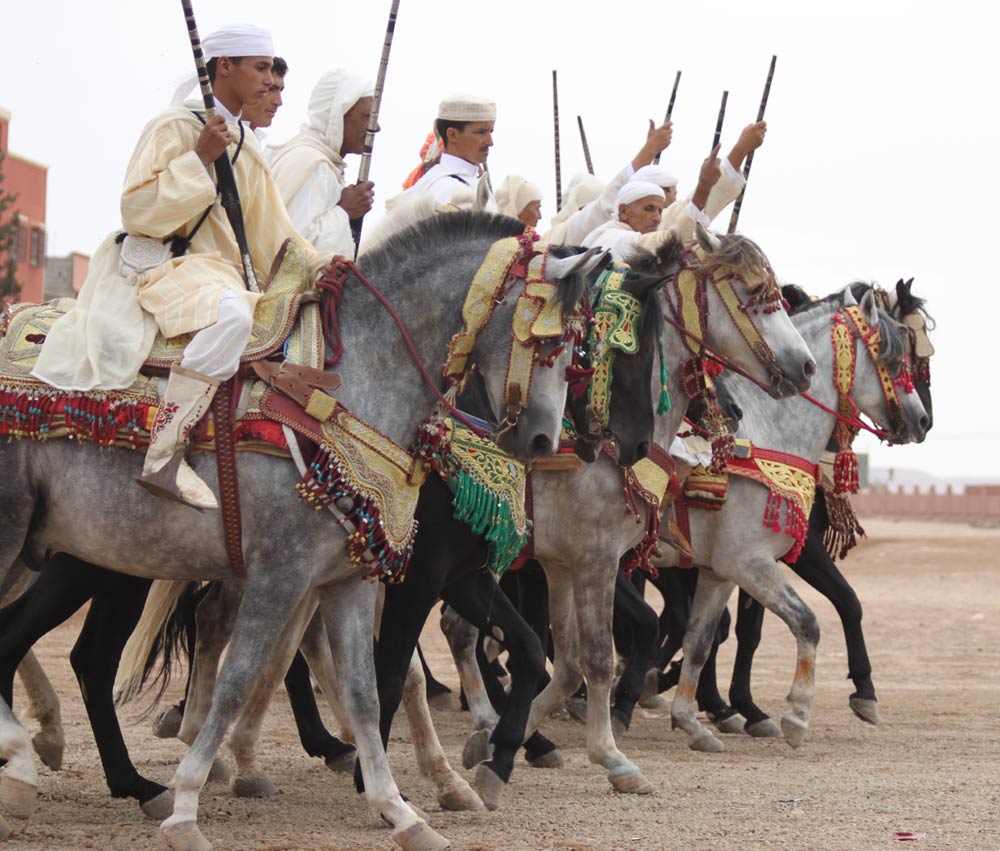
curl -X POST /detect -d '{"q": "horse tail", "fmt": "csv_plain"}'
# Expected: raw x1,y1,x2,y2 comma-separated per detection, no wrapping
115,579,202,707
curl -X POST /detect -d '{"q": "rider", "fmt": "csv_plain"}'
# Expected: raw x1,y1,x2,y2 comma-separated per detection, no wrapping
407,94,498,208
242,55,288,141
495,175,544,229
33,24,341,511
268,69,378,259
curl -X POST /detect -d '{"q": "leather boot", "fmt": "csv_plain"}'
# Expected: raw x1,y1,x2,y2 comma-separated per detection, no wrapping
138,365,220,510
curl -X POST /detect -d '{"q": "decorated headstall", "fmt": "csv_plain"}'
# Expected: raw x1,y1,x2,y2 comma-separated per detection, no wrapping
583,263,646,436
665,242,789,473
443,233,586,435
829,303,915,490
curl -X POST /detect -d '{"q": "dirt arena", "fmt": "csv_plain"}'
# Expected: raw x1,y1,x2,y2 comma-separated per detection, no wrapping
5,518,999,851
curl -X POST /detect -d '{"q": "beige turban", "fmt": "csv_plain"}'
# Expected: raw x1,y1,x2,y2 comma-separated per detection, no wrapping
438,94,496,122
496,175,543,218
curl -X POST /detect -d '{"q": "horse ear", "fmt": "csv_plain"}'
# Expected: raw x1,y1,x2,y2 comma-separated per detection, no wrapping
859,287,879,327
842,285,858,306
546,247,608,281
695,222,722,253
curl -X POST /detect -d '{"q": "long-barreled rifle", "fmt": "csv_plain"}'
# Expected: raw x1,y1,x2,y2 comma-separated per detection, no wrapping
577,115,594,175
351,0,401,257
728,55,777,234
552,70,562,210
653,70,682,166
179,0,259,292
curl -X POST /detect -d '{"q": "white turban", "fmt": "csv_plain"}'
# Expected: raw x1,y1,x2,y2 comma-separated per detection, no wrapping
613,181,664,220
550,173,605,225
631,164,679,189
438,94,496,122
268,68,375,201
170,23,275,106
496,175,543,218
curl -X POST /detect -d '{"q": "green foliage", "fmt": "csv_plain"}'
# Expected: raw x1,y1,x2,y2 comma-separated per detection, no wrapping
0,151,21,302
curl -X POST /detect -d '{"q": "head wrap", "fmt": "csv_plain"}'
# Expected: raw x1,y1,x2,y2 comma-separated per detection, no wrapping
613,181,664,220
438,94,496,122
170,24,275,106
401,130,443,189
631,164,679,189
496,175,543,218
549,173,605,225
268,69,374,201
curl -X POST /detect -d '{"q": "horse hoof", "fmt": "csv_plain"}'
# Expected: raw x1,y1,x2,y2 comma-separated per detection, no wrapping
688,730,725,753
745,718,783,738
325,750,357,773
0,776,36,821
32,731,65,771
473,764,506,811
437,779,486,812
780,713,808,748
710,712,748,735
527,749,564,769
230,772,277,798
637,692,671,711
152,705,183,739
391,820,451,851
206,757,231,783
461,729,493,770
564,697,588,724
609,770,653,795
162,819,213,851
426,691,454,712
140,789,175,821
849,696,880,725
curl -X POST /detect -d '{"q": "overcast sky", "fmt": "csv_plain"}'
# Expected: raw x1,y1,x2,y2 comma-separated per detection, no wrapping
3,0,997,480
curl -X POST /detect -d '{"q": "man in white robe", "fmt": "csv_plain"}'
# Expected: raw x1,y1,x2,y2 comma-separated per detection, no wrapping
243,56,287,141
33,25,338,510
268,69,377,258
408,94,497,207
541,172,605,244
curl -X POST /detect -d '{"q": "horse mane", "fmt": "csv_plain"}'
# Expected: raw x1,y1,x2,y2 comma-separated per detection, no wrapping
360,210,590,309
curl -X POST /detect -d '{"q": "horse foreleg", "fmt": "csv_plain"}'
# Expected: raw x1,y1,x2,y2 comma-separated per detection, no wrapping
317,579,449,851
609,564,660,736
439,606,499,733
671,570,735,753
728,590,781,736
399,648,483,812
15,652,63,773
792,529,877,723
571,557,652,795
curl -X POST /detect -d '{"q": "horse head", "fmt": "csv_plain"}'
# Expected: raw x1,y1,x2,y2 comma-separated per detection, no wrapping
683,224,816,398
842,287,930,445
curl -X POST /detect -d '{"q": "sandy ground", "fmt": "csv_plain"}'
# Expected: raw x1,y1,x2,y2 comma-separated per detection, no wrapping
4,518,1000,851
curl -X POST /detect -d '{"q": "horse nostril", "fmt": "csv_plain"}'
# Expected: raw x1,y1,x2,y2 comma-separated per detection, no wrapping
803,359,817,378
635,441,650,461
531,433,553,457
919,414,930,433
731,404,744,420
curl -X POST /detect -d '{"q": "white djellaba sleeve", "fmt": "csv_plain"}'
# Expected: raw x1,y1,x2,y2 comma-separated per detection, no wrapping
660,157,747,234
560,163,635,246
284,162,355,258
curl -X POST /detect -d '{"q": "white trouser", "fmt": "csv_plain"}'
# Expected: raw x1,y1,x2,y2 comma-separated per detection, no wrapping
179,291,253,381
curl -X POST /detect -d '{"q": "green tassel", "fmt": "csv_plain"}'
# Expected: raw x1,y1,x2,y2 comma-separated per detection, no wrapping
657,335,672,415
449,469,526,577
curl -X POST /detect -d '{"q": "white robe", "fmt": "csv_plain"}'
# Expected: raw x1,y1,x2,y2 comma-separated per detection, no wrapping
408,153,495,208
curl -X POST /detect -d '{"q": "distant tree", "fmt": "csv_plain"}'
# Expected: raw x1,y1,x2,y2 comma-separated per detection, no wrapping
0,151,21,304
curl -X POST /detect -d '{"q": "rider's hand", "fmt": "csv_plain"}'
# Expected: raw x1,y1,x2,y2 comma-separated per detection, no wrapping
195,115,232,168
338,182,375,219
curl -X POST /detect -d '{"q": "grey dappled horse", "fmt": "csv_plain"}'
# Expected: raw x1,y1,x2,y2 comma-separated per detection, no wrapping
655,285,930,753
0,213,595,851
446,227,818,798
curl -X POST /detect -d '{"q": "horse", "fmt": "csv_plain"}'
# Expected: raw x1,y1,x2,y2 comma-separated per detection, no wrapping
411,226,819,802
648,283,930,753
0,212,596,851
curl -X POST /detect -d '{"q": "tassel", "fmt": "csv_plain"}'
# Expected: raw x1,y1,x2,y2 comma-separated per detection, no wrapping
656,336,671,415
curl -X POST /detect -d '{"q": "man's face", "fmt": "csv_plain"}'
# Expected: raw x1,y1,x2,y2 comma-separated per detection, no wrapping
446,121,494,165
518,200,542,229
341,96,377,156
243,74,285,129
663,185,678,207
219,56,273,110
619,196,664,234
